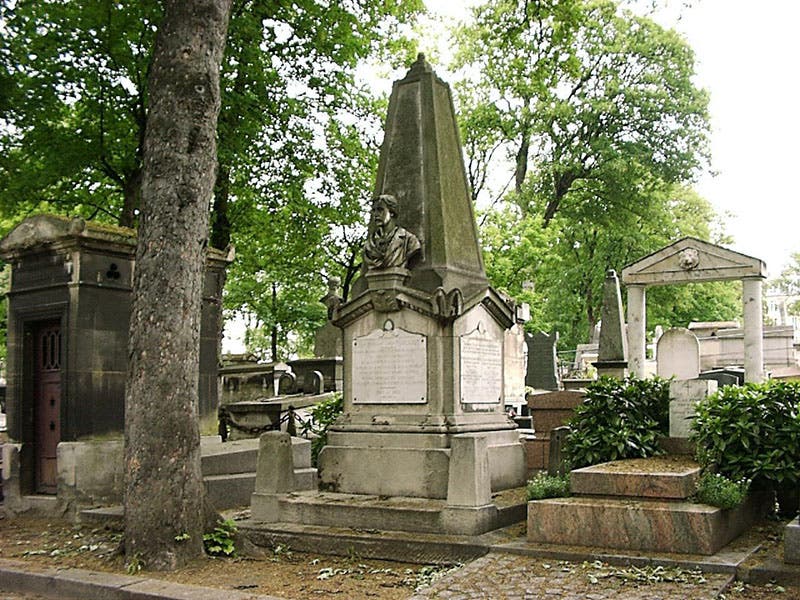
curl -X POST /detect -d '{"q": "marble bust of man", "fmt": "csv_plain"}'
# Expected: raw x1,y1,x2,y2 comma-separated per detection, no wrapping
363,194,421,269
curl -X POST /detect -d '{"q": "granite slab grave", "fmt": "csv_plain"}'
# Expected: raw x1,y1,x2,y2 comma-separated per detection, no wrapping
528,456,771,555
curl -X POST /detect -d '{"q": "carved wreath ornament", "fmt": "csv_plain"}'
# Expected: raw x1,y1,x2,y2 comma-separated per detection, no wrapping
678,247,700,271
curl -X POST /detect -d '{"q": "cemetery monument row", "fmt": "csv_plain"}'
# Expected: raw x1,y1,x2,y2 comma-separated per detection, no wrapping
315,54,528,500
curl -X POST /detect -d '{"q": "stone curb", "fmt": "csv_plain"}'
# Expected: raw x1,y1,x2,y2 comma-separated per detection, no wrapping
0,558,284,600
737,557,800,587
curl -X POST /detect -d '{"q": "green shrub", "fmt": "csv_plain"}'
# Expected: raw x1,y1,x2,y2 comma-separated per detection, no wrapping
693,471,750,510
691,380,800,489
526,472,570,500
203,519,237,557
564,376,670,469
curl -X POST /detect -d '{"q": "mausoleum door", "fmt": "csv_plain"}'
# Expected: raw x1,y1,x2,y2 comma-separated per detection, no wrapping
34,321,61,494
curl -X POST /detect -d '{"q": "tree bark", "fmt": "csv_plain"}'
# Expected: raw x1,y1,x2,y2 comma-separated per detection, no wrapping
119,167,142,228
124,0,232,571
210,165,231,250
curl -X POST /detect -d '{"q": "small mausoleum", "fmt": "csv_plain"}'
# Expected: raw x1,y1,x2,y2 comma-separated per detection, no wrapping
0,215,229,496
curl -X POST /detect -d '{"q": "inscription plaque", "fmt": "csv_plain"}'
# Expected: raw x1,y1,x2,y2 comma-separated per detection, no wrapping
669,397,696,439
460,329,502,404
669,379,717,438
352,328,427,404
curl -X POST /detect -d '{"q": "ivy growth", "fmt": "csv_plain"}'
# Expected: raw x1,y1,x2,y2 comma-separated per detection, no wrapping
203,519,237,557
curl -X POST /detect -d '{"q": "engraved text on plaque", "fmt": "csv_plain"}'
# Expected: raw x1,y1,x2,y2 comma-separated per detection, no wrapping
460,329,502,404
352,328,427,404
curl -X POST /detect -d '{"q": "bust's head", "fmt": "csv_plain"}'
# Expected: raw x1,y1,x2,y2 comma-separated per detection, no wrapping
371,194,399,227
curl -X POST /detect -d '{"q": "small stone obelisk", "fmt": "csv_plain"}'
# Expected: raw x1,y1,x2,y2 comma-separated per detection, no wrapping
594,269,628,378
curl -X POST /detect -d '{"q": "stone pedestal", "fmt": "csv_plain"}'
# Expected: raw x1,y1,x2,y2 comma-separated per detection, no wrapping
320,292,527,500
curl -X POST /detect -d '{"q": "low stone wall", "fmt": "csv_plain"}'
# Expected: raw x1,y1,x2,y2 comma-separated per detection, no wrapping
58,440,125,514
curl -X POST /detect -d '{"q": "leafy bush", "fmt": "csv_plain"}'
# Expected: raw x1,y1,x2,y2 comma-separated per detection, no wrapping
693,471,750,510
526,472,570,500
691,380,800,488
203,519,237,557
300,392,343,466
564,376,670,469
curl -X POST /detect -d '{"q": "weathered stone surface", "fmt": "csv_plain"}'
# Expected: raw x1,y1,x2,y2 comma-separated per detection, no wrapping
527,492,769,555
525,331,560,391
255,432,294,494
570,457,701,499
527,390,584,437
786,517,800,564
319,445,451,498
447,434,491,507
352,53,488,299
621,236,766,286
595,269,628,366
657,327,700,380
313,321,343,358
669,379,717,438
57,441,124,510
249,489,521,536
504,323,528,406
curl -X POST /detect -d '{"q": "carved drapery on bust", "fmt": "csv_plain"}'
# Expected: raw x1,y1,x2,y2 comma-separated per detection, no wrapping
363,194,421,270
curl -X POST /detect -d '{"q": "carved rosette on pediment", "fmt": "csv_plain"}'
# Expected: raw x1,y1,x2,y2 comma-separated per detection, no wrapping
678,247,700,271
351,320,427,404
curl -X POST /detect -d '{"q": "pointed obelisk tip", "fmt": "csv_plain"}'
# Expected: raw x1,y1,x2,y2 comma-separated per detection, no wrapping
407,52,433,75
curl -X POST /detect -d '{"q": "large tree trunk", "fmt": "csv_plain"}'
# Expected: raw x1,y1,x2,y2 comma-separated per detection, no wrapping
124,0,232,571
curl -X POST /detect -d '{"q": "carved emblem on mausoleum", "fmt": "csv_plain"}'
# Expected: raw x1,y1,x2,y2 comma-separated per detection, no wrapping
678,247,700,271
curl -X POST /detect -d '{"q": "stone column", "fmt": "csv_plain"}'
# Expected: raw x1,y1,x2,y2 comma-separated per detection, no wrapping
742,277,765,383
626,284,647,377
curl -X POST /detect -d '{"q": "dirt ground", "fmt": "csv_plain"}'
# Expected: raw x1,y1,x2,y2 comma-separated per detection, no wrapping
0,513,456,599
0,512,798,600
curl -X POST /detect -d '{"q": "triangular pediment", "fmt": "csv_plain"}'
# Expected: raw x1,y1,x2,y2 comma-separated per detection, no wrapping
621,237,766,286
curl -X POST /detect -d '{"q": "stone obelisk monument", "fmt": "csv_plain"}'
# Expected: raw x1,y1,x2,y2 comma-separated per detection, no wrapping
250,55,527,536
319,54,527,505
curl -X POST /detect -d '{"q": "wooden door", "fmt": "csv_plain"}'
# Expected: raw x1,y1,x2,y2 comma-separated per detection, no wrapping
34,321,61,494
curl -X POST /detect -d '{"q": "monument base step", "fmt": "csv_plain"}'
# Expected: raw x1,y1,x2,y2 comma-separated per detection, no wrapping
250,487,527,536
527,492,771,555
205,466,317,511
238,520,502,564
